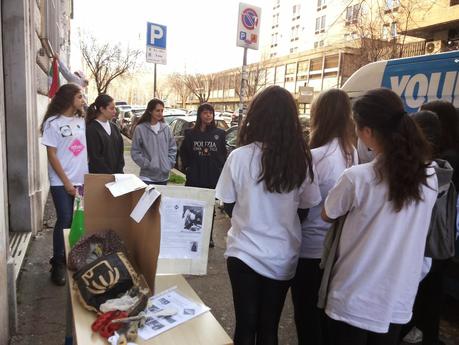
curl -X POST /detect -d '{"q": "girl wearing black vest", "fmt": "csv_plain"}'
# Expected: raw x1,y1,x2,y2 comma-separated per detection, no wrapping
86,94,124,174
180,103,227,247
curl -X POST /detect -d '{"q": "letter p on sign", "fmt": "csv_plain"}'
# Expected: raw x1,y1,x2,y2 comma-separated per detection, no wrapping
146,22,167,49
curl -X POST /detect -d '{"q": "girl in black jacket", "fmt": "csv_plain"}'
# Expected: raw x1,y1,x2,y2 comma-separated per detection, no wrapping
180,103,227,248
180,103,227,189
86,94,124,174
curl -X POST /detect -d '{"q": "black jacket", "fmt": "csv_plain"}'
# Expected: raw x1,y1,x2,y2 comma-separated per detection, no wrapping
86,121,124,174
180,127,227,189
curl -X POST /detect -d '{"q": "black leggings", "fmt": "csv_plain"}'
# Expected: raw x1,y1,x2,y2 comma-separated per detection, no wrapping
291,258,325,345
327,316,402,345
227,257,290,345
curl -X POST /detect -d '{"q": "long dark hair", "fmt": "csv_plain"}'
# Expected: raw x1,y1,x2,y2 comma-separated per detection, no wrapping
238,85,314,193
86,94,114,124
412,110,441,158
309,89,355,166
353,88,431,212
194,103,216,131
420,100,459,154
136,98,165,126
40,83,83,133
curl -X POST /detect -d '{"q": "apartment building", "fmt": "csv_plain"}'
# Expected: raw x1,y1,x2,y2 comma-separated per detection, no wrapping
0,0,74,342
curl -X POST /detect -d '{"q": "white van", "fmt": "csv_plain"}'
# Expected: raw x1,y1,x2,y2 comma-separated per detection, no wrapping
342,50,459,112
342,50,459,162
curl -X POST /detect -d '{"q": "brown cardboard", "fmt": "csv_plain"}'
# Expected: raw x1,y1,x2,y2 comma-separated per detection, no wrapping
83,174,161,293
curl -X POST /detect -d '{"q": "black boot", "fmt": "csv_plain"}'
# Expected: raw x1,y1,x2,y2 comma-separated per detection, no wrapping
49,257,66,286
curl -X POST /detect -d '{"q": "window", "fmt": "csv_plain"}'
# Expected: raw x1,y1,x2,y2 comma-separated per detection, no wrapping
382,25,389,40
317,0,326,10
273,0,280,9
314,40,324,48
390,22,397,38
315,15,326,33
286,63,297,75
345,4,360,23
386,0,400,10
272,13,279,27
293,4,301,17
271,32,279,47
291,25,300,41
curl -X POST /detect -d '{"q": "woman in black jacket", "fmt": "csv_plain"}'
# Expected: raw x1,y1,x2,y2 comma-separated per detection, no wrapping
180,103,227,247
86,94,124,174
180,103,227,189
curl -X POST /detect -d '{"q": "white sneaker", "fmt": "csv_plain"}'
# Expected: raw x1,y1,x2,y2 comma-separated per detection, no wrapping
403,327,423,343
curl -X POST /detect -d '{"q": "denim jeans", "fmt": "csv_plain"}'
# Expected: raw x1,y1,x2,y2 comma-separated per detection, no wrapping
50,186,75,262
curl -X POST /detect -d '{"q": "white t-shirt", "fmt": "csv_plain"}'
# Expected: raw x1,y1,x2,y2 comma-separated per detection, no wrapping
300,138,358,258
216,143,322,280
324,159,438,333
151,123,160,134
41,115,88,186
96,119,111,135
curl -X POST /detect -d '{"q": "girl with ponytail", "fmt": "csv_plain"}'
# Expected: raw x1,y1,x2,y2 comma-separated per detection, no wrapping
40,83,88,286
321,88,438,345
86,94,124,174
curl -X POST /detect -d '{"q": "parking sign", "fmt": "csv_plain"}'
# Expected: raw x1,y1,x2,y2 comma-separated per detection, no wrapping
146,22,167,64
236,3,261,50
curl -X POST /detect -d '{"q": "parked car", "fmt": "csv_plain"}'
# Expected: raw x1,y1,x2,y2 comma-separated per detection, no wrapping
116,109,134,134
170,116,229,171
299,114,310,141
225,126,238,155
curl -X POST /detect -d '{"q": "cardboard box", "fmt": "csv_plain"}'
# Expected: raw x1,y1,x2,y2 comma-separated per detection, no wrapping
83,174,160,292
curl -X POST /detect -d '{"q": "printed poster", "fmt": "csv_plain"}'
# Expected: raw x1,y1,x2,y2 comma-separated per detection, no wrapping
159,197,206,259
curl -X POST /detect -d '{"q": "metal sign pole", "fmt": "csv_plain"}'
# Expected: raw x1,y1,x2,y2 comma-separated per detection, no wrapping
154,63,157,98
238,47,248,128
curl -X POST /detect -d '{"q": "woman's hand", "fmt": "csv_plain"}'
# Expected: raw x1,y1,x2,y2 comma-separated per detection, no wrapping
64,182,76,196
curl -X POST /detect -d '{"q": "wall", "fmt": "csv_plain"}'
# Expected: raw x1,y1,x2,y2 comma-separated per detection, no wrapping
0,1,10,341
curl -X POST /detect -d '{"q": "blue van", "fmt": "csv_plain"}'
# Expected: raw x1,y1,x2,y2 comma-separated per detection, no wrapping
342,50,459,112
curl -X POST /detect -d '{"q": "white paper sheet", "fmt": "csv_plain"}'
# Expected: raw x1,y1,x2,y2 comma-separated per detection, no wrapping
159,197,206,259
130,185,161,223
138,287,210,340
105,174,147,197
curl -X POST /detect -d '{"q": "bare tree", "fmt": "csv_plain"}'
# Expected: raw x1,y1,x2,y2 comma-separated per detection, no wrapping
168,73,191,107
235,60,268,99
183,73,216,104
81,35,141,94
345,0,436,68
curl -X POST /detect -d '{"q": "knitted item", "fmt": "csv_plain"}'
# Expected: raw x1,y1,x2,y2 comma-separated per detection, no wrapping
68,229,125,271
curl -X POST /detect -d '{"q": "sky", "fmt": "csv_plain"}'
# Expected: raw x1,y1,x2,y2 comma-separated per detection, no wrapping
71,0,270,77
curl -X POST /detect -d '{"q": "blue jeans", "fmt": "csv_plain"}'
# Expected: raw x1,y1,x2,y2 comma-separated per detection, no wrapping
50,186,74,262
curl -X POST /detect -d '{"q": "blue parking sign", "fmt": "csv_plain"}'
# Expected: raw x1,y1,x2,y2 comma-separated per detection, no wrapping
147,22,167,49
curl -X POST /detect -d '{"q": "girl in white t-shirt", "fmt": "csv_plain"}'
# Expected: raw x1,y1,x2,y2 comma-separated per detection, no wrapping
291,89,357,345
216,85,321,345
322,88,438,345
40,83,88,286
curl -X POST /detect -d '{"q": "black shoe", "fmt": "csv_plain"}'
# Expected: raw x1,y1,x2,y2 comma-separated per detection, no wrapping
209,239,215,248
49,258,66,286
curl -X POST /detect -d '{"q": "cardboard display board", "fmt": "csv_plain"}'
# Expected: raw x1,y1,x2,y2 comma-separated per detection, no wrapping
153,185,216,275
84,174,161,292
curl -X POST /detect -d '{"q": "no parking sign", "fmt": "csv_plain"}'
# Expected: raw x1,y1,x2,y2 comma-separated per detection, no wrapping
236,3,261,50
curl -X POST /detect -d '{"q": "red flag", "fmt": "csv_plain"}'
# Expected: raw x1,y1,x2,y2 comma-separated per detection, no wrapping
48,57,59,98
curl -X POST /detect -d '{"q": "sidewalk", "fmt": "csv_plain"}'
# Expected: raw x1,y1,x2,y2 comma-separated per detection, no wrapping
9,137,459,345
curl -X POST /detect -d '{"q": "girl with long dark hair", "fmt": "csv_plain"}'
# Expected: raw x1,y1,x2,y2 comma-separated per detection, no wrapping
322,88,438,345
131,98,176,185
216,86,321,345
40,83,87,286
180,103,227,248
291,89,357,345
86,94,124,174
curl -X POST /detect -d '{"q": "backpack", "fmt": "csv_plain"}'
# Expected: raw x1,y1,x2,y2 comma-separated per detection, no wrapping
425,160,457,260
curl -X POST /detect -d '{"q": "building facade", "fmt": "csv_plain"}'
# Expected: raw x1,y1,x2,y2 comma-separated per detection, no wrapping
0,0,73,342
185,0,458,110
